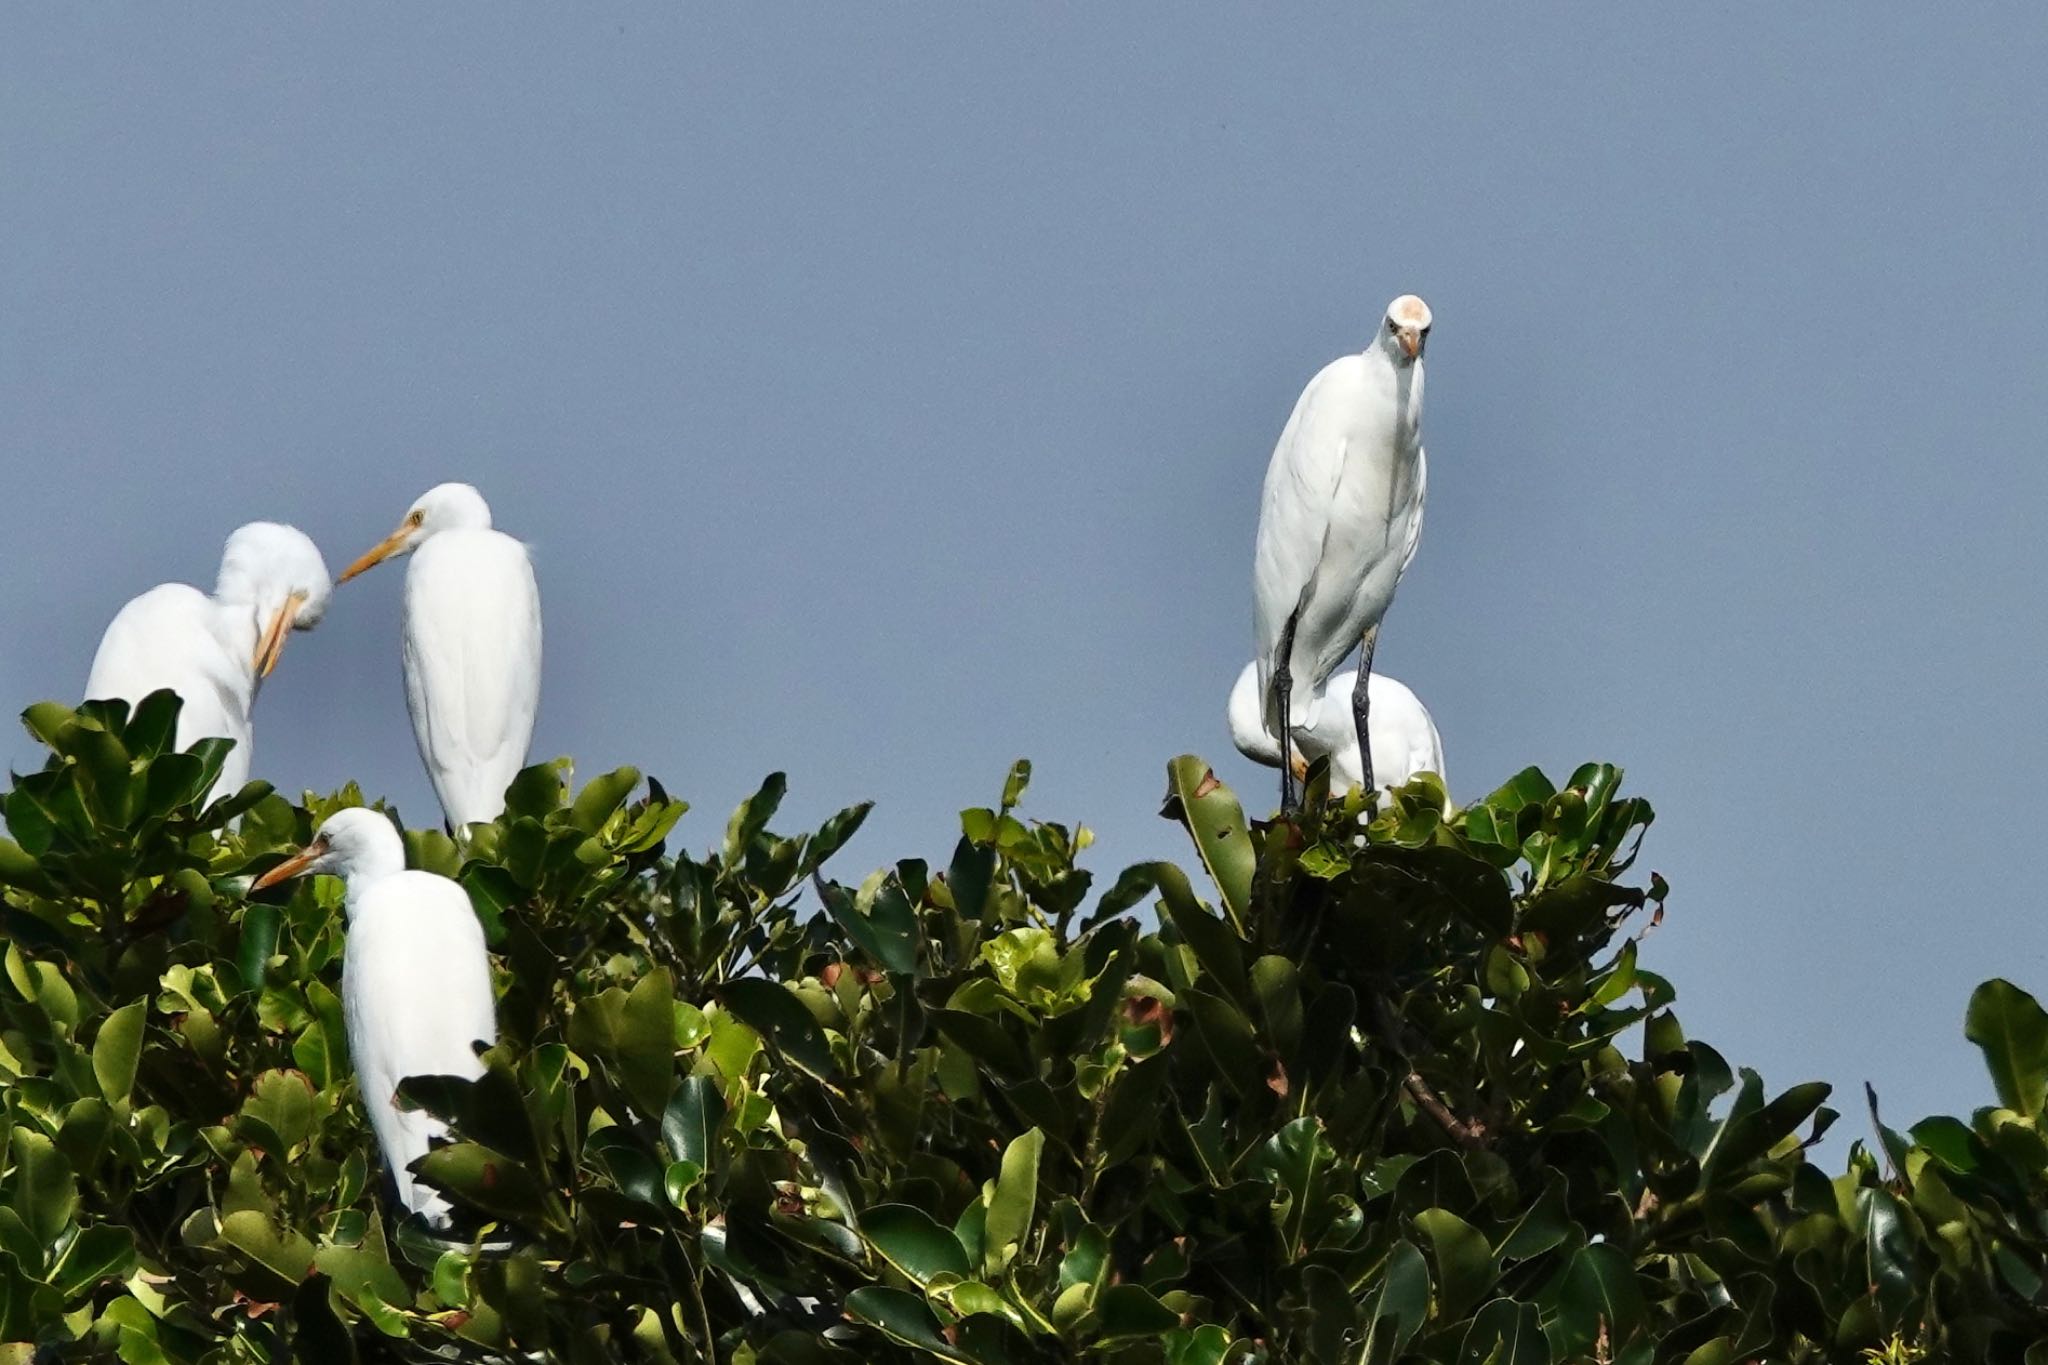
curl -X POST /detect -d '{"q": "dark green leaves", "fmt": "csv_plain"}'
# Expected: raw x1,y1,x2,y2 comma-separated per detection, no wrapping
721,978,836,1079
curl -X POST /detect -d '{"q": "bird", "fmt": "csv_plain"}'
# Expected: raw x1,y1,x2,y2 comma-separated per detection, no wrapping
84,522,332,805
337,484,542,831
251,806,496,1227
1228,661,1446,798
1251,294,1430,810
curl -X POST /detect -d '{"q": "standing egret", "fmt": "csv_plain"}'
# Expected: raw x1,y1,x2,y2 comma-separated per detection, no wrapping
252,807,495,1227
85,522,331,805
1228,661,1446,797
338,484,541,830
1252,294,1431,809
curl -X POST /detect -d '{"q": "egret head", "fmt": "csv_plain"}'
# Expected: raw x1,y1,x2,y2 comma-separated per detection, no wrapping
250,807,405,892
1379,294,1432,365
338,483,494,584
215,522,333,679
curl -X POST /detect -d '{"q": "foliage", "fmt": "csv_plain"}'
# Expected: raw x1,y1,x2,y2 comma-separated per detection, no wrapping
2,693,2047,1362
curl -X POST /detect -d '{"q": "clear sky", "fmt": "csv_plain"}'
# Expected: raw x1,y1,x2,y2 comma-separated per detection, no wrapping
4,8,2045,1147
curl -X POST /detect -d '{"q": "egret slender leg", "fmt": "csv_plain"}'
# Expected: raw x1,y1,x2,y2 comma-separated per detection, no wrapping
1273,611,1301,813
1352,622,1379,793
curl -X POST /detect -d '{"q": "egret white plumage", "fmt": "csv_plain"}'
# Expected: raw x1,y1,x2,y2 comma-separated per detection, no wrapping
84,522,331,805
1227,661,1445,797
1252,294,1430,810
252,807,496,1227
338,484,541,831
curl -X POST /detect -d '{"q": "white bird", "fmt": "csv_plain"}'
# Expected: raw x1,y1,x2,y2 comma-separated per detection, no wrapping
252,807,496,1227
84,522,331,805
1252,294,1430,808
338,484,541,831
1228,661,1446,797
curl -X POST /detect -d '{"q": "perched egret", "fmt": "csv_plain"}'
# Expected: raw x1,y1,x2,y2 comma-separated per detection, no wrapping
338,484,541,831
1228,661,1446,797
1252,294,1431,809
252,807,495,1227
85,522,331,804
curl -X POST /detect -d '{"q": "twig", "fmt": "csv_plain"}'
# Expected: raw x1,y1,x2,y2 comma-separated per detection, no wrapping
1403,1071,1489,1150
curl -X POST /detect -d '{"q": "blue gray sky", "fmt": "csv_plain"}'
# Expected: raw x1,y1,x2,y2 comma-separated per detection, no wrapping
4,8,2045,1144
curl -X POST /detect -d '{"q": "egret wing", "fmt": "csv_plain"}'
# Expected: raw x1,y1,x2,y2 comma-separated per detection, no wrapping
402,531,543,826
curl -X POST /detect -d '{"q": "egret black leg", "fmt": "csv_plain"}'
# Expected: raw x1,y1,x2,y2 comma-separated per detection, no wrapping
1353,622,1379,793
1274,611,1301,813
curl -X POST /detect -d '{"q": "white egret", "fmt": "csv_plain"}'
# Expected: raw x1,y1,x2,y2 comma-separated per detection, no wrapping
84,522,331,804
1228,661,1446,797
338,484,541,831
252,807,496,1227
1252,294,1430,809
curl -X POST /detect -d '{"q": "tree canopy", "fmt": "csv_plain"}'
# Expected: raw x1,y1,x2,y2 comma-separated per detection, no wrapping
1,692,2044,1362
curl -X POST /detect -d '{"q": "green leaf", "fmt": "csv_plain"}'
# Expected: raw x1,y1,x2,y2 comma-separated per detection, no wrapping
1966,979,2048,1118
862,1204,972,1285
948,835,996,921
501,763,565,821
1001,759,1032,812
217,1210,316,1291
1415,1207,1497,1320
1096,1282,1181,1339
844,1286,976,1363
803,801,873,873
617,967,677,1116
1160,756,1254,932
1148,861,1248,1002
721,978,837,1080
1552,1244,1645,1355
238,1070,318,1155
1363,1240,1430,1358
660,1075,726,1170
48,1224,137,1300
1250,956,1303,1057
413,1143,550,1225
238,903,282,991
816,873,919,976
9,1129,78,1248
1462,1297,1550,1365
724,772,788,865
569,766,641,833
983,1128,1044,1273
92,1001,146,1106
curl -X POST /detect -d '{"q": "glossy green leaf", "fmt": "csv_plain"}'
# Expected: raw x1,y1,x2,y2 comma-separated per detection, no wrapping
1416,1207,1497,1320
721,978,836,1079
862,1204,972,1285
1462,1297,1549,1365
661,1074,726,1170
617,967,677,1115
844,1286,976,1363
983,1128,1043,1273
1966,978,2048,1118
91,1000,146,1106
1161,756,1253,932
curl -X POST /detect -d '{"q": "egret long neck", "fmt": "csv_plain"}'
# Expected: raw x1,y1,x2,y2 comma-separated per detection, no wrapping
338,841,408,919
204,599,264,700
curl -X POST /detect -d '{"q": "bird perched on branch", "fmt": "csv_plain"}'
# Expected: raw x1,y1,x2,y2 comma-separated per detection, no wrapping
1228,661,1446,798
1252,294,1430,810
339,483,541,831
85,522,331,805
253,807,495,1227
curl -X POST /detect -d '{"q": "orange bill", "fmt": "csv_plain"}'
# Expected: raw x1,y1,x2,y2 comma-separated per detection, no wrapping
251,839,327,891
252,592,307,678
338,524,412,583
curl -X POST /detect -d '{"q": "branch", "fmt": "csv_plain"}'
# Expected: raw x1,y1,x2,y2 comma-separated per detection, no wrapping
1404,1071,1489,1151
